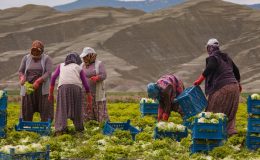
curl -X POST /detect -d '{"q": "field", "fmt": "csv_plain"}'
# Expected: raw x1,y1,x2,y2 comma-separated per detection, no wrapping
0,93,259,160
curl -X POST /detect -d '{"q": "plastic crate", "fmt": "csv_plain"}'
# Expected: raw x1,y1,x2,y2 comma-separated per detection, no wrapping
140,100,159,116
246,133,260,150
247,117,260,133
190,139,223,153
0,90,7,109
103,120,140,140
247,96,260,115
175,86,207,119
0,109,7,128
192,118,226,140
15,118,51,136
154,127,188,141
0,145,50,160
0,91,7,128
183,120,193,130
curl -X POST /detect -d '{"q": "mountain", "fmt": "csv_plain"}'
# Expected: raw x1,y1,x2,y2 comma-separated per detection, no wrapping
55,0,186,12
0,0,259,92
249,4,260,9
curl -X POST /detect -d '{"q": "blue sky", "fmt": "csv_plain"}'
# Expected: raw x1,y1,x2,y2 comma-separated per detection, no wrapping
0,0,260,10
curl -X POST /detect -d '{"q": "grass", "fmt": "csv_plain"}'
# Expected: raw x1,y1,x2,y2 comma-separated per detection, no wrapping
0,93,259,159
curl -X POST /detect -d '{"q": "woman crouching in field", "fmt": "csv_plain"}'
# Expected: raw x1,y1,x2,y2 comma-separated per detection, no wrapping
147,74,185,121
49,53,92,135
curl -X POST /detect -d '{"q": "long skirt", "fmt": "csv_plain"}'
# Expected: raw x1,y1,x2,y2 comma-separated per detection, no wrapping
55,84,84,132
206,83,240,136
21,85,53,122
82,92,109,122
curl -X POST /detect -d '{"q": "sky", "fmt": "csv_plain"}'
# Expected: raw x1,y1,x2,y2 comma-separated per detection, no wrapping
0,0,260,10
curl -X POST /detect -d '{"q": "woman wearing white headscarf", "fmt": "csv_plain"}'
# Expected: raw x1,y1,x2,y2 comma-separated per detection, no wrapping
80,47,109,122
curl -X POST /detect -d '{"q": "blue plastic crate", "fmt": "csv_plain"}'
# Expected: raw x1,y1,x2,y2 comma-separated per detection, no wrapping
247,117,260,133
103,120,140,140
15,118,51,136
0,91,7,128
247,96,260,115
0,90,7,109
175,86,207,119
192,118,226,140
246,133,260,150
140,100,159,116
183,120,193,130
154,126,188,141
0,110,7,128
190,139,224,153
0,145,50,160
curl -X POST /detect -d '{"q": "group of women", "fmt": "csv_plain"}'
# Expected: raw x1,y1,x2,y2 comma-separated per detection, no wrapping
18,41,109,135
19,38,241,137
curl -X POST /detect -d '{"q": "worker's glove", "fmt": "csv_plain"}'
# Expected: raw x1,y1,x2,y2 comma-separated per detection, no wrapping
48,86,54,103
90,76,99,83
86,93,93,112
33,77,44,90
162,113,169,121
193,74,205,86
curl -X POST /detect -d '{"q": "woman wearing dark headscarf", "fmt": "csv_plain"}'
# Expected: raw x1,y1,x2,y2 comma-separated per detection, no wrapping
80,47,109,122
49,52,91,135
193,38,241,136
18,40,53,121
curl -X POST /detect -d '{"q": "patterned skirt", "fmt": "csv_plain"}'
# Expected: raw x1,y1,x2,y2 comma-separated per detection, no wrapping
206,83,240,135
21,84,53,122
82,89,109,122
55,84,83,132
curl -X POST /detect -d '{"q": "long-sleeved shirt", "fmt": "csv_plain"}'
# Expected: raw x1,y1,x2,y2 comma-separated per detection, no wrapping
202,56,240,82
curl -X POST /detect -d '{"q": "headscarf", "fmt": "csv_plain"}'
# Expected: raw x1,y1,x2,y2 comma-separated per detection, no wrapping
64,52,82,66
206,38,220,55
31,40,44,59
147,83,160,100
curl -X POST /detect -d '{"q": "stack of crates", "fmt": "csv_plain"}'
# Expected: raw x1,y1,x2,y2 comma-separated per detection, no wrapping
246,95,260,150
0,90,7,138
190,113,227,153
175,86,207,129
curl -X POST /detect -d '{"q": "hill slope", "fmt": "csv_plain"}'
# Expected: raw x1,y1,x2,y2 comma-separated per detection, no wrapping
0,0,259,92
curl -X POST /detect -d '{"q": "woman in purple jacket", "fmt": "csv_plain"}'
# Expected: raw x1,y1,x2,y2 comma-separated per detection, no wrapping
49,53,92,135
193,38,241,137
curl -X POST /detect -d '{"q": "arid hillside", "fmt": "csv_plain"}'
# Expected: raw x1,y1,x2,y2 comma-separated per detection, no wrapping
0,0,259,92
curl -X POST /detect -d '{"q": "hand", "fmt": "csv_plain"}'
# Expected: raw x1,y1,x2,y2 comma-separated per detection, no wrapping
90,76,99,83
33,77,44,90
193,74,205,86
48,86,54,103
19,75,26,85
162,113,169,121
86,93,92,112
239,83,242,92
157,106,164,121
